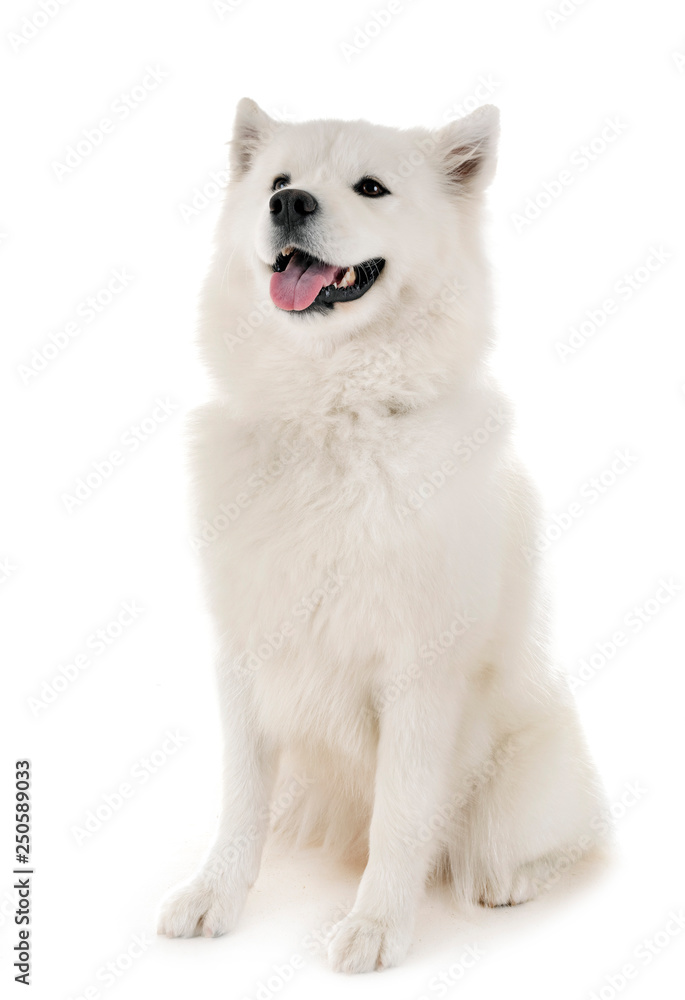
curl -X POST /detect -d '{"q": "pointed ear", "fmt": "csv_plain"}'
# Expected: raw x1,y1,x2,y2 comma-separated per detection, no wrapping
229,98,277,176
434,104,500,192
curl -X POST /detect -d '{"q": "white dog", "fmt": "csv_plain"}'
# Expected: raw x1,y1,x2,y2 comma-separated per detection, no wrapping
158,99,607,973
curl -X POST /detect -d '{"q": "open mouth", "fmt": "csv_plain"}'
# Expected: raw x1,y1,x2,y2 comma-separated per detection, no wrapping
270,247,385,312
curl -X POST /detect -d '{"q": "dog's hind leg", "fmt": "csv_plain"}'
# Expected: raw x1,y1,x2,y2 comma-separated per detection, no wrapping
452,712,607,909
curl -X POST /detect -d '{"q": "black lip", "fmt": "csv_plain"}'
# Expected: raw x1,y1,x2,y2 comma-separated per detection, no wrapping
271,249,386,311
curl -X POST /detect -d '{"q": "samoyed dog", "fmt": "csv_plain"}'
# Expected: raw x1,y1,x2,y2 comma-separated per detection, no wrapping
158,99,607,973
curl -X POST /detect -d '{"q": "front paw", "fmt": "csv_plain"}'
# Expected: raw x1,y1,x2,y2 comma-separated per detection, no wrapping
327,912,411,973
157,873,246,939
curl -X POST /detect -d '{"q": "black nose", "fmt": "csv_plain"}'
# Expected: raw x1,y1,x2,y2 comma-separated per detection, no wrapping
269,188,318,228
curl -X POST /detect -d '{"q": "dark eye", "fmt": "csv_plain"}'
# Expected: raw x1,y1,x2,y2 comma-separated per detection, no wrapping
354,176,390,198
272,175,290,191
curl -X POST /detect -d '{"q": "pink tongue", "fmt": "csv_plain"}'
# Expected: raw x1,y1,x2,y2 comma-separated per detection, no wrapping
270,253,341,311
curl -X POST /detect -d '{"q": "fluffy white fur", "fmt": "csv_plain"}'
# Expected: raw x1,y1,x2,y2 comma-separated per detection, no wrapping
158,99,607,973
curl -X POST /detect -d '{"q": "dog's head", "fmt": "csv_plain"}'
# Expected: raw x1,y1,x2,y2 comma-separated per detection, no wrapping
216,99,499,347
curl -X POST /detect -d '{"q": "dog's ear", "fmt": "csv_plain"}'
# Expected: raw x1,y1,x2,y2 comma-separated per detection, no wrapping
435,104,499,192
229,98,277,176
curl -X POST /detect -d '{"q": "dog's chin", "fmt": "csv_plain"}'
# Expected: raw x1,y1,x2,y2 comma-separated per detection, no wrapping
267,246,386,318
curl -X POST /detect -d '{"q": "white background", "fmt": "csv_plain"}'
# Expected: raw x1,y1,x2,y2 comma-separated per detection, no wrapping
2,0,685,998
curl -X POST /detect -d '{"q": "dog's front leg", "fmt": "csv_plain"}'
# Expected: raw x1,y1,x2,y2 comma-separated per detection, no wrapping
328,675,460,973
158,660,276,938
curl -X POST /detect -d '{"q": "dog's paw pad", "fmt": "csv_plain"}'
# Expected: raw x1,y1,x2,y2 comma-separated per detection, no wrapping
327,913,409,974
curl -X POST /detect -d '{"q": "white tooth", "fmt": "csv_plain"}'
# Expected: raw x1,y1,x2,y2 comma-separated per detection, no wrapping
338,266,356,289
282,245,294,256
